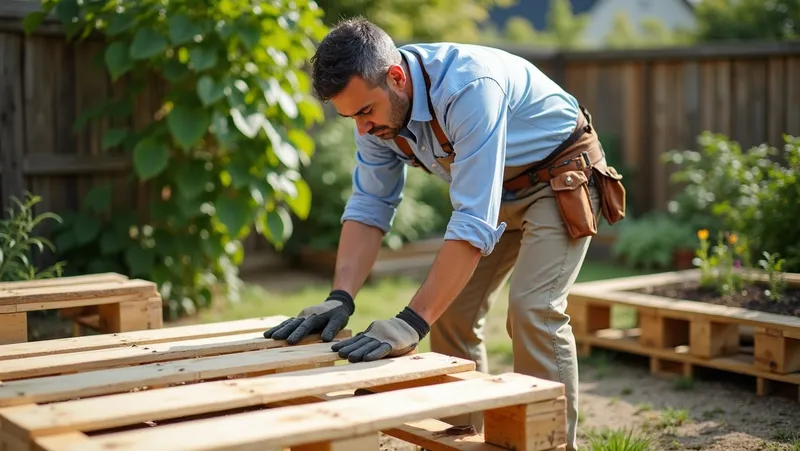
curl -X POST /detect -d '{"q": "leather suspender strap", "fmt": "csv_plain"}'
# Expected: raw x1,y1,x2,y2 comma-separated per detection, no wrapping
392,51,454,172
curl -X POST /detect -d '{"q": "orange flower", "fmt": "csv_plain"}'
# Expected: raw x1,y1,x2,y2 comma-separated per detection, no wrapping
697,229,709,241
729,233,738,244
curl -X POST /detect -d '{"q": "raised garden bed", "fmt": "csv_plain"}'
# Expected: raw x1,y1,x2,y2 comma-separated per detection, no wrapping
567,269,800,401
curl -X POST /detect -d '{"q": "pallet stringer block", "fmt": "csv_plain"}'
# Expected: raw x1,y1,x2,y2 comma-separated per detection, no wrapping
754,327,800,374
567,299,610,336
639,312,689,350
483,395,567,451
689,319,740,359
0,313,27,345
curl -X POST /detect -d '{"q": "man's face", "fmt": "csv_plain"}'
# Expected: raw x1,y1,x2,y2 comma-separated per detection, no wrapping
330,67,410,140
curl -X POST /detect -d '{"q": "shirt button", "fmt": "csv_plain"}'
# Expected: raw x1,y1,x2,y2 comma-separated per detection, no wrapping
432,163,438,168
421,146,426,151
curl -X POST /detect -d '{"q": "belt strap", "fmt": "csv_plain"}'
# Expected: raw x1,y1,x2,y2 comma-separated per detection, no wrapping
393,51,454,173
502,107,597,191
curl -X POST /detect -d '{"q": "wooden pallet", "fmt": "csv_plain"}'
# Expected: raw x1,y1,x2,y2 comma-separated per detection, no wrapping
567,269,800,400
0,315,567,451
0,273,163,344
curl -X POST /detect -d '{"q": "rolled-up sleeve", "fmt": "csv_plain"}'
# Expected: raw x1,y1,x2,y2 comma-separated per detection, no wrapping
340,130,406,234
442,77,509,256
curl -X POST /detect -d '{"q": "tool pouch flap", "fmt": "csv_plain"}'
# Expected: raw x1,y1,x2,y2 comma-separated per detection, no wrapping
591,164,626,225
550,170,597,240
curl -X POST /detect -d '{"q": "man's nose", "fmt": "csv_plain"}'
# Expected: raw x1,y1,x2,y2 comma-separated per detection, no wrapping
356,119,373,136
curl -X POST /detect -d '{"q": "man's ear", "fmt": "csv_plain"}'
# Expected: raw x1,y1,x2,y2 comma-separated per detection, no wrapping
386,64,406,89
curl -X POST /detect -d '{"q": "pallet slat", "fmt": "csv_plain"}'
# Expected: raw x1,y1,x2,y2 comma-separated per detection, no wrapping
0,327,349,380
1,353,476,440
33,372,564,451
0,316,290,361
0,340,350,407
0,279,157,306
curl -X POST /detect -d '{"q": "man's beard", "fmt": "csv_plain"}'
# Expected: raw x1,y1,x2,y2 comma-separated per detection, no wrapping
369,88,409,140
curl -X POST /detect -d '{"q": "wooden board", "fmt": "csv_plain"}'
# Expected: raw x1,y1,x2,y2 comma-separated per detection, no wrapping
568,270,800,401
0,273,165,344
0,318,567,451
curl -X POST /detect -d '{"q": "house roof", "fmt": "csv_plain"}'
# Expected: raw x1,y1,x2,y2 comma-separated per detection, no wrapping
488,0,600,31
487,0,695,31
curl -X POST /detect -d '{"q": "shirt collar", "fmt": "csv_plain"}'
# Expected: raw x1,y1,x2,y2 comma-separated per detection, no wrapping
399,48,432,123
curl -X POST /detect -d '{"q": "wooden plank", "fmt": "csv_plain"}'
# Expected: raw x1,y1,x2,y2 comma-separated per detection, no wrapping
96,298,162,332
0,313,27,345
484,396,567,451
787,57,800,137
32,373,565,451
0,316,289,360
0,341,351,407
575,329,800,386
0,328,350,381
0,353,475,439
0,274,128,290
22,154,130,176
292,433,379,451
385,419,505,451
754,333,800,374
0,34,25,204
0,280,156,306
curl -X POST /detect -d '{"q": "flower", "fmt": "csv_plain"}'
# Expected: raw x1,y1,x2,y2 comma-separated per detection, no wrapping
729,233,738,244
697,229,709,240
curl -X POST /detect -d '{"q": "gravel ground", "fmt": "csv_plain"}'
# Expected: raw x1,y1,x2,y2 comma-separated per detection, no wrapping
379,351,800,451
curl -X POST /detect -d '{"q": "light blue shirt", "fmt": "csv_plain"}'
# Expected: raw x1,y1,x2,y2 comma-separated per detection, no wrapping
341,42,581,256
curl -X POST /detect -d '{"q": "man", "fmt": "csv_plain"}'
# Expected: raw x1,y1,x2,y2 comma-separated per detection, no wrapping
264,17,625,450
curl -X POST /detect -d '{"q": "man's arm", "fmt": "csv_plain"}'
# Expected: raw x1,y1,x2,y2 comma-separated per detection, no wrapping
408,77,510,325
333,131,408,298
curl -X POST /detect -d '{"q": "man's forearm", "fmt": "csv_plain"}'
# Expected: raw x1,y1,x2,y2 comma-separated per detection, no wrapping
408,239,482,325
331,220,385,298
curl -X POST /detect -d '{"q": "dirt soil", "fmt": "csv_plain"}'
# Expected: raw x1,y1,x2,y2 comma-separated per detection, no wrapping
636,280,800,317
379,352,800,451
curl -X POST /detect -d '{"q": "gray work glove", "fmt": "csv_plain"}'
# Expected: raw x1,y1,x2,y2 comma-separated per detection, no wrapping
263,290,355,344
331,306,430,362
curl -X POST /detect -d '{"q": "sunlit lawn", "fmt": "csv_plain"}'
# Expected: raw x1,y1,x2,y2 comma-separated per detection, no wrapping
188,260,651,372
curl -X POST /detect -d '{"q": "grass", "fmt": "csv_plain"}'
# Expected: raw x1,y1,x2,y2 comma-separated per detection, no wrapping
583,427,652,451
184,259,650,372
190,261,641,371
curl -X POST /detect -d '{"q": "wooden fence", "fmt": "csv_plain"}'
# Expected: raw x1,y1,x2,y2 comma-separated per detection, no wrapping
1,1,799,265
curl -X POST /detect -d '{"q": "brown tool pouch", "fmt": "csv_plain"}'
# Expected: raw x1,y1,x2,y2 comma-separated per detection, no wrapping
592,164,627,225
550,169,598,239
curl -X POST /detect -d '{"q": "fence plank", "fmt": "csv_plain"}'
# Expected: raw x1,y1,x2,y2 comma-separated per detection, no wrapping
0,34,24,203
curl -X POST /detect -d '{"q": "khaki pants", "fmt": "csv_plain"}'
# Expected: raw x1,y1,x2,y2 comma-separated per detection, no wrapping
431,166,602,451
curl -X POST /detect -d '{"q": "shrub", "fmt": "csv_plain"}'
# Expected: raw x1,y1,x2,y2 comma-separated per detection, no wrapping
0,193,65,282
663,132,800,273
24,0,328,319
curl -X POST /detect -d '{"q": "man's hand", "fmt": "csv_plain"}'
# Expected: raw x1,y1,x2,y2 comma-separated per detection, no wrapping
331,306,430,362
263,290,355,344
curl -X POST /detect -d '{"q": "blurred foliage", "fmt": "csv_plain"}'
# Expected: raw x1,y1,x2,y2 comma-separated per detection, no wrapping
611,212,696,270
604,12,696,49
663,132,800,272
287,115,451,253
24,0,328,319
0,193,65,282
313,0,516,42
695,0,800,42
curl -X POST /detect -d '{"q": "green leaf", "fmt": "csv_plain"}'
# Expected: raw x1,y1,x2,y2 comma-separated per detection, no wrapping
189,46,219,72
73,213,101,245
104,42,133,80
101,128,128,150
100,230,127,255
285,178,311,220
54,0,79,25
230,107,264,138
125,244,155,277
237,22,261,49
129,28,168,60
168,14,202,45
106,10,136,36
167,105,211,150
133,137,169,180
22,11,47,35
215,193,252,236
83,182,113,213
175,160,211,199
263,207,293,248
197,75,225,106
162,60,189,83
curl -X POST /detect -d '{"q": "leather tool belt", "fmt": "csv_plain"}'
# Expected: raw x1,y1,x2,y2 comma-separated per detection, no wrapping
503,106,628,239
